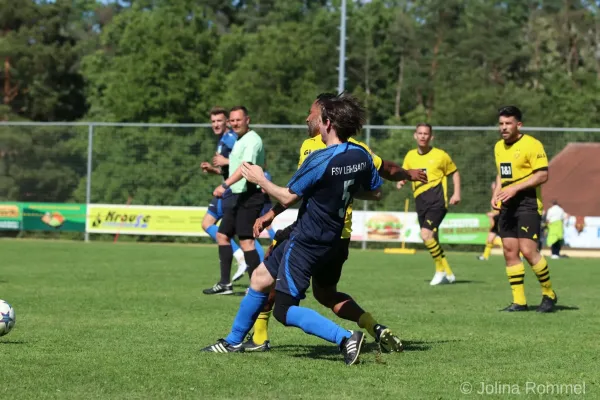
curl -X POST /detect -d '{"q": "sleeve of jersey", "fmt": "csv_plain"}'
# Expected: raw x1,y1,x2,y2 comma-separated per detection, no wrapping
288,150,330,197
366,160,384,191
529,140,549,171
241,139,262,164
224,133,237,150
444,152,458,175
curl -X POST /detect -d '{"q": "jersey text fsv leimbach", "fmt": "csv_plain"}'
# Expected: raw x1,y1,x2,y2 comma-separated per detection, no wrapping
288,142,383,245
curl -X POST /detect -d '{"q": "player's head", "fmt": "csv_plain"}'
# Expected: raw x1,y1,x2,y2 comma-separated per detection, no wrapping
319,92,366,142
229,106,250,136
414,123,433,148
209,106,228,135
497,105,523,142
307,93,336,138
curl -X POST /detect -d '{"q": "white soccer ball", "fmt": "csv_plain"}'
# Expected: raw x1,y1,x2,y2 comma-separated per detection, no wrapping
0,300,16,337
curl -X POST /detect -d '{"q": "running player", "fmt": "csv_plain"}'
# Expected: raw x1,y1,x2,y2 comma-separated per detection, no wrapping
397,123,461,285
202,92,383,365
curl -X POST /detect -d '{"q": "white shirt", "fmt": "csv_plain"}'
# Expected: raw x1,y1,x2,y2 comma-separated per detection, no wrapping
546,204,566,223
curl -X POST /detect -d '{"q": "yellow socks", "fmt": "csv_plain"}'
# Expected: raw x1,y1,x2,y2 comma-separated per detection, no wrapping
358,312,377,339
251,311,272,345
506,263,527,305
531,257,555,299
441,256,453,276
482,243,493,260
425,238,445,272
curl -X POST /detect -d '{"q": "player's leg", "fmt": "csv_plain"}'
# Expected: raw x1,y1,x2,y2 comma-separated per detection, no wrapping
518,213,557,313
201,262,276,352
421,209,452,285
234,191,265,278
498,209,528,311
478,231,497,261
311,239,402,352
245,225,296,350
204,197,247,272
271,241,365,365
202,196,239,295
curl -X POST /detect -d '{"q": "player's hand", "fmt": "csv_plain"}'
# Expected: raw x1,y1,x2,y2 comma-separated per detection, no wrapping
213,185,226,198
201,162,211,173
449,193,461,205
253,211,275,238
241,162,265,185
406,169,427,183
212,154,228,167
491,197,501,211
396,180,407,189
496,186,518,204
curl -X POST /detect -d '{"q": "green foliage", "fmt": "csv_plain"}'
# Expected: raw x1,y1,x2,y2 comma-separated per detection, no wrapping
2,0,600,213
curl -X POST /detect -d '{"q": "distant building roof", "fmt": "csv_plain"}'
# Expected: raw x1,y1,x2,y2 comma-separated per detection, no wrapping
542,143,600,216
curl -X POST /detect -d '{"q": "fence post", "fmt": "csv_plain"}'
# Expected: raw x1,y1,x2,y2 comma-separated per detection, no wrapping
361,125,371,250
84,124,94,243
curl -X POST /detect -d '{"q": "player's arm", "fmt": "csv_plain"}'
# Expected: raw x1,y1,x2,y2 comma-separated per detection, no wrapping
379,160,427,183
241,162,301,207
356,156,385,201
212,154,229,167
450,170,461,205
201,162,221,175
491,174,502,210
355,188,383,201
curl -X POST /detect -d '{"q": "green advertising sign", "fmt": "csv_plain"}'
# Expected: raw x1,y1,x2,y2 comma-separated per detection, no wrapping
0,202,22,231
21,203,87,232
438,213,492,244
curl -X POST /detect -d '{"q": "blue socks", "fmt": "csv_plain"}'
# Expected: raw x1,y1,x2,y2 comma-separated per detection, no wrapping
285,305,351,346
205,224,240,253
267,228,276,241
255,240,265,261
225,288,268,345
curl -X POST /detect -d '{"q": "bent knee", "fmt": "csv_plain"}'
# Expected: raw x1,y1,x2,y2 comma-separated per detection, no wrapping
273,291,300,326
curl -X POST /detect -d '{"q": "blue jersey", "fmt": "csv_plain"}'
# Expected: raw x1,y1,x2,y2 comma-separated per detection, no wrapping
287,142,382,244
217,130,237,179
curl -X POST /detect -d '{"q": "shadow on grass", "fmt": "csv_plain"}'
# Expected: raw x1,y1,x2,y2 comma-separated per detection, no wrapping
275,338,459,361
527,304,579,312
422,280,485,284
0,340,26,344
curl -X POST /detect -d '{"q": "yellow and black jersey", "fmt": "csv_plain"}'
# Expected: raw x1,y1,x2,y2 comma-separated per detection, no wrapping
402,147,457,212
494,134,548,215
298,135,382,239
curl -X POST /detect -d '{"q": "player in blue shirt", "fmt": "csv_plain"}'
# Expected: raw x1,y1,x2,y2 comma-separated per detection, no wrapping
202,93,382,365
200,107,267,285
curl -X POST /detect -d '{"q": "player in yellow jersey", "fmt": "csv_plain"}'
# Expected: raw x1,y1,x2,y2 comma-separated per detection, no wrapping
241,93,427,352
397,123,461,285
492,106,557,313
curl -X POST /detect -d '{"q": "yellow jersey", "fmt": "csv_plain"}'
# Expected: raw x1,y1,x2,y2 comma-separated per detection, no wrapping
298,135,383,239
401,147,457,213
494,134,548,215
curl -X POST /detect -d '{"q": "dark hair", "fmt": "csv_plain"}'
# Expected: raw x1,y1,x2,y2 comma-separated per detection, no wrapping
229,105,249,116
415,123,433,133
209,106,228,118
319,92,366,141
498,105,522,122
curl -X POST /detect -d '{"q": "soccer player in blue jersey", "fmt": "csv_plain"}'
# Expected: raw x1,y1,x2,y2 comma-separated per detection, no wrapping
202,93,383,365
200,107,266,290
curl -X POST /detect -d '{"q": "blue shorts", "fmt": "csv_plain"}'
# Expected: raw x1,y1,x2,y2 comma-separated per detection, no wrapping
207,196,224,220
264,235,345,300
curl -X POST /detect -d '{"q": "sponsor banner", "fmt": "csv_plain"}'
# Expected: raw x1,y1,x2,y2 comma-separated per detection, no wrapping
21,203,87,232
352,211,491,244
0,202,22,231
87,204,210,236
564,216,600,249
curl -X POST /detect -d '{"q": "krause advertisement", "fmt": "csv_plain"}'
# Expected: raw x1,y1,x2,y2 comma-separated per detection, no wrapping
87,204,208,236
0,203,22,231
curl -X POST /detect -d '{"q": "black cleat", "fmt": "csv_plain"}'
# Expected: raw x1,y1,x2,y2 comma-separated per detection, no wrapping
374,324,403,353
537,292,558,313
500,303,528,312
201,339,244,353
241,337,271,352
340,330,365,365
202,283,233,295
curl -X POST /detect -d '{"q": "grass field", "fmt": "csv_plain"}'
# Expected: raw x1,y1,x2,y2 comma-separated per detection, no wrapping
2,240,599,399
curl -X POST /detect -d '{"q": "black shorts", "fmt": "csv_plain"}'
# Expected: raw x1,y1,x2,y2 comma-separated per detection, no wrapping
498,208,541,241
417,208,447,231
264,238,349,299
490,213,500,235
217,189,265,239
